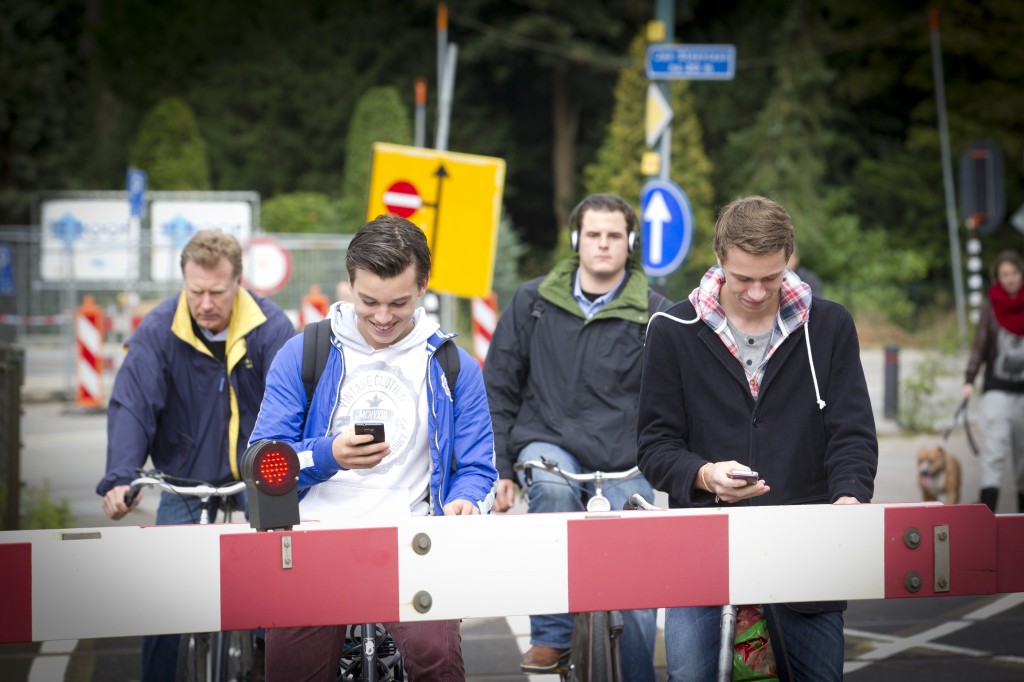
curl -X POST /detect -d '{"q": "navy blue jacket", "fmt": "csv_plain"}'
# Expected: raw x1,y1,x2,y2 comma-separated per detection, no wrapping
97,289,295,495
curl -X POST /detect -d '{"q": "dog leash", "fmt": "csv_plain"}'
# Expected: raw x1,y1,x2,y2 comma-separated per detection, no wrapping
940,397,980,456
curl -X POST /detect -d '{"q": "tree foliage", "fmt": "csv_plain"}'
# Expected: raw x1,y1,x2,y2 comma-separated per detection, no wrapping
261,192,340,234
130,96,211,191
340,86,413,230
1,0,1022,333
583,32,715,301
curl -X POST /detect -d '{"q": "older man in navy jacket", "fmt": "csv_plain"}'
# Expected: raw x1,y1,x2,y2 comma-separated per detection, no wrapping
97,230,294,682
637,196,877,682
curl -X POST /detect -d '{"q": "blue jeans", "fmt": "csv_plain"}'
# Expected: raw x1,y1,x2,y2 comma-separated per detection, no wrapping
664,604,844,682
516,443,657,682
141,491,249,682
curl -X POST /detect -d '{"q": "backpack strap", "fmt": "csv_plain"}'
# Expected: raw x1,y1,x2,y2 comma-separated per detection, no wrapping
301,318,333,432
436,338,461,396
434,338,462,475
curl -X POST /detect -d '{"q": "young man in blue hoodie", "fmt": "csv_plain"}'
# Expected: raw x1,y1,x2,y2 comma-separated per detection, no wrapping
250,213,498,679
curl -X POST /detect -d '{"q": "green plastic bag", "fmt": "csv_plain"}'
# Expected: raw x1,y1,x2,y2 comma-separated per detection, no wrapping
732,605,777,681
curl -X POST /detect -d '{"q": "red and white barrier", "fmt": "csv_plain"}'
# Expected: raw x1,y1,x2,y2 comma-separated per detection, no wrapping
1,503,1021,643
471,291,497,366
75,295,104,408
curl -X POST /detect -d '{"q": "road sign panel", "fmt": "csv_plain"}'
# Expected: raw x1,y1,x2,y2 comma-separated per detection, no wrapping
641,179,693,277
645,84,673,148
645,43,736,81
367,143,506,298
126,168,147,218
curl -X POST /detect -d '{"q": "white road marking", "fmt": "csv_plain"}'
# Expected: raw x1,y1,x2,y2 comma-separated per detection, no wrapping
28,639,76,682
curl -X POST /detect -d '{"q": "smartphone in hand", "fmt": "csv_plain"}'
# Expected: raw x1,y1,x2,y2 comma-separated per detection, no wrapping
729,469,759,485
354,422,386,444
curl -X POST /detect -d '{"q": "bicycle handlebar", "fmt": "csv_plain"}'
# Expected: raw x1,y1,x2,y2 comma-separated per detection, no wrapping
623,493,666,511
513,458,640,483
124,475,246,507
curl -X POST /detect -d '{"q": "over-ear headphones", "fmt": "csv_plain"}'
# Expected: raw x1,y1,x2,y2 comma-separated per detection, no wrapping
568,193,638,253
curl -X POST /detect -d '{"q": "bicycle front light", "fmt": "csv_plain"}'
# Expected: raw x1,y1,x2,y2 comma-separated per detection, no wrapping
241,440,300,531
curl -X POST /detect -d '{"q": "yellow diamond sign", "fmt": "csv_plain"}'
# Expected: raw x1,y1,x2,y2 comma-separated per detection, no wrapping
366,143,506,298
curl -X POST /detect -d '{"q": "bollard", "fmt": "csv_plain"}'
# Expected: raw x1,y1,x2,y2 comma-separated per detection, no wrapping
299,285,329,328
75,294,105,409
884,344,899,420
471,291,498,367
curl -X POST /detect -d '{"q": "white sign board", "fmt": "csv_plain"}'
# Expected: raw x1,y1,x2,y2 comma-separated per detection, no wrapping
150,201,253,281
39,200,139,281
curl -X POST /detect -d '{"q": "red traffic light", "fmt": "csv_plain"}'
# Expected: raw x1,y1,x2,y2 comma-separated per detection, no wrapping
242,440,299,496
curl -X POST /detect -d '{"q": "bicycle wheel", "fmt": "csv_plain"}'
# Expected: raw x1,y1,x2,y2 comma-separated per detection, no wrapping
568,611,614,682
176,632,211,682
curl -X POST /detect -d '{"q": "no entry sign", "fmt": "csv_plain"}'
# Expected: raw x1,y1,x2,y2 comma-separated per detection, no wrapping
383,181,423,218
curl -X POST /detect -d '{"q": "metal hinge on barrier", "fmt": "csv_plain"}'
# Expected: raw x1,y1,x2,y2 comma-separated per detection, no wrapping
934,525,950,592
281,535,292,569
902,524,950,593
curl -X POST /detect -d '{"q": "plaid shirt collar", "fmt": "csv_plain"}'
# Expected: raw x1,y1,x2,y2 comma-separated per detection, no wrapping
688,265,812,398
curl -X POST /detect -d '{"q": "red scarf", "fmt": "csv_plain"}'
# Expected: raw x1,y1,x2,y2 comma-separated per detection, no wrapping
989,283,1024,335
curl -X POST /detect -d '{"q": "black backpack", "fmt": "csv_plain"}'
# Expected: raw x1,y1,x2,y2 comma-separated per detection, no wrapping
299,318,461,430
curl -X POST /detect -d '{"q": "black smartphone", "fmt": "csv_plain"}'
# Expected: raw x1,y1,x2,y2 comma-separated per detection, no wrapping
729,469,759,484
354,422,386,444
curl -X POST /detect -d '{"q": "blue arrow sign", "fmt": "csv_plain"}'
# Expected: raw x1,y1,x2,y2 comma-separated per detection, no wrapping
645,43,736,81
641,179,693,277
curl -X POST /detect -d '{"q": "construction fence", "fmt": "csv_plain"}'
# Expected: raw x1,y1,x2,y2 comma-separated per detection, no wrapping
0,225,353,343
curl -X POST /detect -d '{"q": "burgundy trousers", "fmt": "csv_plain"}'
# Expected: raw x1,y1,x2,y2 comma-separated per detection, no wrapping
264,619,464,681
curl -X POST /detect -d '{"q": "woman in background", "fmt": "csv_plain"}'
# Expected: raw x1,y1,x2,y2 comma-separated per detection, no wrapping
963,249,1024,512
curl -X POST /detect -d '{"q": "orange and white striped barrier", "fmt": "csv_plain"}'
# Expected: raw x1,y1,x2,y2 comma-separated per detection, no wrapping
471,291,498,366
1,503,1022,643
75,295,104,408
299,285,329,328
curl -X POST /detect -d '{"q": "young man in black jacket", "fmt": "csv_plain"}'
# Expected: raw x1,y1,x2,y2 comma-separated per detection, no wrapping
637,195,877,681
485,193,665,679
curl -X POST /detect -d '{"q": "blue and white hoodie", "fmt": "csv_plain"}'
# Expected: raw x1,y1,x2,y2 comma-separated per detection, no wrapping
251,302,498,521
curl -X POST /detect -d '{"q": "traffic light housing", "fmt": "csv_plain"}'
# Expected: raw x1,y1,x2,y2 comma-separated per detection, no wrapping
241,440,300,532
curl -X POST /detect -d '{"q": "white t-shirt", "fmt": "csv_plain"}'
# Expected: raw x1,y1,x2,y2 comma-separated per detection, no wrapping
297,302,440,523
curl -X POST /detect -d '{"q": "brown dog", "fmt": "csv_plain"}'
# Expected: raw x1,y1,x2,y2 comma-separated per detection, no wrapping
917,445,962,505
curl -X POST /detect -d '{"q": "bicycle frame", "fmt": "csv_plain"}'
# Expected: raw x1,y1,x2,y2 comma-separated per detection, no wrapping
125,471,251,682
626,493,736,682
514,458,641,681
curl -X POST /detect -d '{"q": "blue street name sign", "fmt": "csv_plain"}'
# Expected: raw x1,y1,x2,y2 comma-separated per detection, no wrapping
645,43,736,81
126,168,147,219
641,179,693,277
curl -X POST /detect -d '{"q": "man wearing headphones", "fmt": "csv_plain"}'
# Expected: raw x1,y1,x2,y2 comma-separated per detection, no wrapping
484,193,666,678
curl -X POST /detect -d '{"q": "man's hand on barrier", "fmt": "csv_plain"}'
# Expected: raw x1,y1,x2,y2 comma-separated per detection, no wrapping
832,496,860,505
493,478,517,512
443,498,480,515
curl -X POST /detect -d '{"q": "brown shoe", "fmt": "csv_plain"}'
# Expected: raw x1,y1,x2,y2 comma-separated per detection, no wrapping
520,645,571,673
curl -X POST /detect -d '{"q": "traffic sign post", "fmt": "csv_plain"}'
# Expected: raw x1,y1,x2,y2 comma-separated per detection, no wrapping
645,43,736,81
641,179,693,277
958,140,1005,235
366,143,505,299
